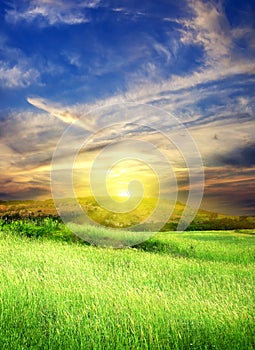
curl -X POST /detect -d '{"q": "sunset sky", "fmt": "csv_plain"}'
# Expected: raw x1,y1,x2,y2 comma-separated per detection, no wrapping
0,0,255,216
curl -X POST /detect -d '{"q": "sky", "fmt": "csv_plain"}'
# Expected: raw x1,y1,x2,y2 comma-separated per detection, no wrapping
0,0,255,216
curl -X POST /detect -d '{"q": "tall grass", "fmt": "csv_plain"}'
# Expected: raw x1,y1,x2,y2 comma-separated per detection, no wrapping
0,229,254,349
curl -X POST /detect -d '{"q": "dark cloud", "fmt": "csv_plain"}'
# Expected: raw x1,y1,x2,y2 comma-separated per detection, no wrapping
218,143,255,167
201,168,255,216
202,188,255,216
187,112,253,129
0,187,50,201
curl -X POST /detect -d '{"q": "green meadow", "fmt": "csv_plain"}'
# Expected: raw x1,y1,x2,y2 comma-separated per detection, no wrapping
0,219,254,349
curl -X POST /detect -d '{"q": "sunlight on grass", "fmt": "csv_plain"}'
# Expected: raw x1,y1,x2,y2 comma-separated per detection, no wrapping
0,228,254,349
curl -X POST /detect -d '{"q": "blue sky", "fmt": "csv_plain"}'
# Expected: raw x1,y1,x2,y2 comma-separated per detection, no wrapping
0,0,255,216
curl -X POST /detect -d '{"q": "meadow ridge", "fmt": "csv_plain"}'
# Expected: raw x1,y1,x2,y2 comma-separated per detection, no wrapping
0,221,254,349
1,198,255,231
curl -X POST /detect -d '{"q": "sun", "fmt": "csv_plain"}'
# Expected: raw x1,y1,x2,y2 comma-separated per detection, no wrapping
118,190,130,198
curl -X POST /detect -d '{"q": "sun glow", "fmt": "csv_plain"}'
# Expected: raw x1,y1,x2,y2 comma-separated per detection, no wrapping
73,155,159,202
118,190,130,198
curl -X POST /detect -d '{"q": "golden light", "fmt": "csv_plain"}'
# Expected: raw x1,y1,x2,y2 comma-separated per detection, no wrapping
118,189,130,198
115,190,130,202
73,151,160,204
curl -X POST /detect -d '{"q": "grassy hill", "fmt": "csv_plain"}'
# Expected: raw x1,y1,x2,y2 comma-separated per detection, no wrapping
0,197,254,231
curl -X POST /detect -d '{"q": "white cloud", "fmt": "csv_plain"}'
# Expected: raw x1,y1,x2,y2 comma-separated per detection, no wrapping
62,51,82,68
153,42,172,63
167,60,255,92
0,62,40,88
0,35,41,88
112,8,125,13
5,0,101,26
27,97,83,126
179,0,255,70
111,7,145,17
180,0,232,63
27,96,114,132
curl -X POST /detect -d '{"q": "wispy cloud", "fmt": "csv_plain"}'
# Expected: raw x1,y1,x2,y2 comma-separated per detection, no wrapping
111,7,146,18
0,109,63,200
27,96,118,132
0,36,41,88
27,97,80,125
173,0,255,85
153,42,172,63
5,0,101,26
121,0,255,100
0,62,40,88
180,0,232,63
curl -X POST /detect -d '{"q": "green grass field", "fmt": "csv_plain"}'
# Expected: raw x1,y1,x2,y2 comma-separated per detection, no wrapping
0,225,254,349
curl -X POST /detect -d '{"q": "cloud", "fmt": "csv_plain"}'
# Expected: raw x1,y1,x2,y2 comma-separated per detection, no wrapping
180,0,232,62
27,96,116,132
0,36,41,88
123,2,255,108
142,0,255,94
61,51,82,68
0,109,63,200
111,7,146,18
27,65,255,166
0,186,50,201
5,0,101,26
0,109,63,159
153,42,172,63
0,62,40,88
202,167,255,215
217,143,255,167
27,97,80,125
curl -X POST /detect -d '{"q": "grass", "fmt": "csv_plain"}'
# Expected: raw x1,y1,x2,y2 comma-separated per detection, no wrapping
0,226,254,349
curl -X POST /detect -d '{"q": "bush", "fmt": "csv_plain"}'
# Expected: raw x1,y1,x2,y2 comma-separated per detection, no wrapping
0,217,60,238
